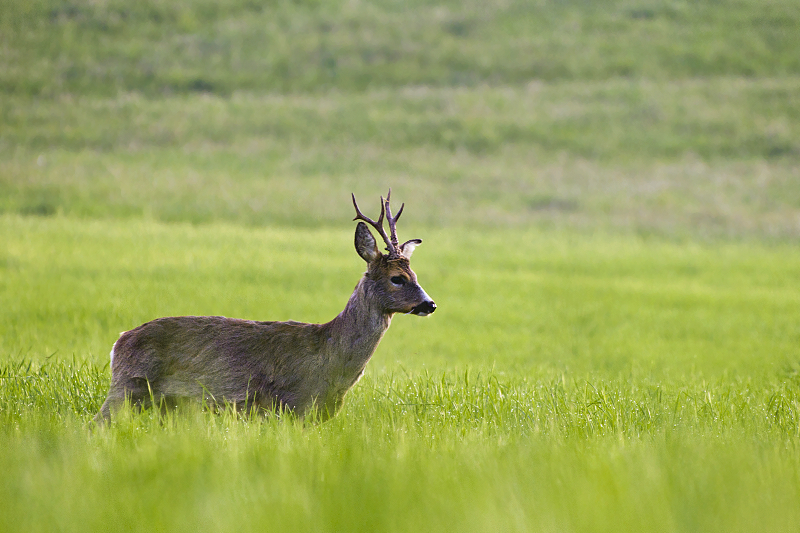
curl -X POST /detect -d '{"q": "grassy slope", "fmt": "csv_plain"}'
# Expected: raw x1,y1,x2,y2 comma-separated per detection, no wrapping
2,0,800,237
2,80,799,236
2,0,799,95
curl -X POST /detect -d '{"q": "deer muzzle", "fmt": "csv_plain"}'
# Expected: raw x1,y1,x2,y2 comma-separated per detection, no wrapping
410,293,437,316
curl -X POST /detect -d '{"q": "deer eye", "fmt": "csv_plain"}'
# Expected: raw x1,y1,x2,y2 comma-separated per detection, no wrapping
390,276,406,286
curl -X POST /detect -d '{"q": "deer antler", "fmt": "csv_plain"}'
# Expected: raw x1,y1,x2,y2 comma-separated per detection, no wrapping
384,189,404,254
352,190,403,257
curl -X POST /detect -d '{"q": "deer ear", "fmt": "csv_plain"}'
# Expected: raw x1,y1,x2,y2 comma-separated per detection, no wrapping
399,239,422,259
355,222,381,263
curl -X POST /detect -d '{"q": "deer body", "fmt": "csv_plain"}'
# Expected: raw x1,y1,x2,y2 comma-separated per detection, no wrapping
96,192,435,423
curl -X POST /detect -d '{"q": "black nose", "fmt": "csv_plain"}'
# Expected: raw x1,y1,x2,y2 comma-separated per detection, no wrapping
412,300,436,316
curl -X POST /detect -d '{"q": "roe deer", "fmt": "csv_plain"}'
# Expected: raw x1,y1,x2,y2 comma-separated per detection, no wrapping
95,191,436,423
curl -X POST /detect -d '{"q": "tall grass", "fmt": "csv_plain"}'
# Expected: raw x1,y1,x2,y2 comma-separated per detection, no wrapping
2,358,800,532
5,358,799,438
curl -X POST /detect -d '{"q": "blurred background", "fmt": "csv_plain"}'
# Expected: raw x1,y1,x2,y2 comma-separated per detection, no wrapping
1,0,799,238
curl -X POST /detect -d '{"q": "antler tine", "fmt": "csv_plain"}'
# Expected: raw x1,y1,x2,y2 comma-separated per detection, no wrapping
383,189,404,252
352,193,396,256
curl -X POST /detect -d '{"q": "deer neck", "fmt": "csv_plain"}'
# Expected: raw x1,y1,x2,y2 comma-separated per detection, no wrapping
327,276,391,373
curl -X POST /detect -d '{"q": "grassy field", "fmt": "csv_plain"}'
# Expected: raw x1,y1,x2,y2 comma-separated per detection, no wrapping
2,0,800,531
2,216,800,531
3,78,800,237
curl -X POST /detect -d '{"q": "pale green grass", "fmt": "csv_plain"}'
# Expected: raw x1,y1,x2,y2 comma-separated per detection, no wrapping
2,215,799,377
3,78,799,237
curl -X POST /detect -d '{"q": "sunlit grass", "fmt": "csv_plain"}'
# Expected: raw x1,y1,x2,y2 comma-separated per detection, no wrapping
2,214,800,530
3,214,799,376
2,358,800,532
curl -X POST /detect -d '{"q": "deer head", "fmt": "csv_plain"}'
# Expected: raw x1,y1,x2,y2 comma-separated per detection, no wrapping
352,190,436,316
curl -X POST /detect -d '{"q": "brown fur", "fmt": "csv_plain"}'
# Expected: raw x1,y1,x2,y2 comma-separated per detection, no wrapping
95,214,435,424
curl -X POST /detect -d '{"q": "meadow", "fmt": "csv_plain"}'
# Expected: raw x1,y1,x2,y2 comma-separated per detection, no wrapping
2,0,800,531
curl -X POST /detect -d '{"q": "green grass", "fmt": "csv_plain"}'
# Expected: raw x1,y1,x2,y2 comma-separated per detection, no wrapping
3,1,800,237
3,0,800,96
3,78,800,236
2,360,800,532
3,0,800,530
3,215,799,376
2,215,800,531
